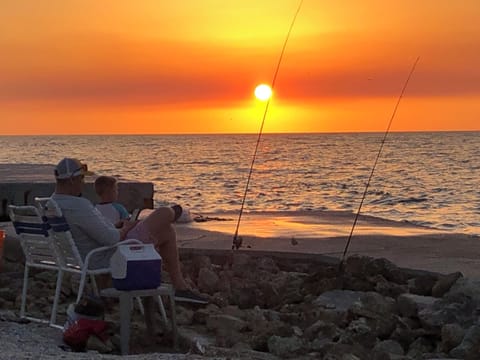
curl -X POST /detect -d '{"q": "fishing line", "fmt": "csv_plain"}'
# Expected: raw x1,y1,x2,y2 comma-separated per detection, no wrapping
232,0,304,250
339,56,420,268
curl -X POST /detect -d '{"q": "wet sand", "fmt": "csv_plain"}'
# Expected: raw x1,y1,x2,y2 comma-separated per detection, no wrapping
174,211,480,278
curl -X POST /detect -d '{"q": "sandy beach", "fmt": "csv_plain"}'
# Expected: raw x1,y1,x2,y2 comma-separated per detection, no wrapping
3,208,478,278
174,210,480,278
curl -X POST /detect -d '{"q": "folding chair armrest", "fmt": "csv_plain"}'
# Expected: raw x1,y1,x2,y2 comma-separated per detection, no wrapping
82,239,143,272
118,238,143,246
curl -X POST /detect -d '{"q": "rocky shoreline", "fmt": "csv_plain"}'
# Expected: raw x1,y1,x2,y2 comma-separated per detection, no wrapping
2,246,480,359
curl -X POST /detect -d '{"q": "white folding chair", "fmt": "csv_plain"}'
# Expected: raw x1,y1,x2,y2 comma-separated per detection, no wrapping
35,197,171,329
8,204,62,328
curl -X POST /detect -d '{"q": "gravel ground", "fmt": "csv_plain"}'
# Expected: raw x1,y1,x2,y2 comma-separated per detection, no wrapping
0,317,208,360
0,317,273,360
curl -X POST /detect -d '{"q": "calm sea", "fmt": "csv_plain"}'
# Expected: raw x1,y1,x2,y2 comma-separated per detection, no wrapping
1,132,479,235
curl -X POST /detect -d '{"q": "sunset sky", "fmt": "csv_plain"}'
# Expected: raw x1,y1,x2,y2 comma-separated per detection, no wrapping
1,1,479,135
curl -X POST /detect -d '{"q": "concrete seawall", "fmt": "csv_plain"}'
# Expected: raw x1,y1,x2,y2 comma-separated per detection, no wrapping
0,164,154,220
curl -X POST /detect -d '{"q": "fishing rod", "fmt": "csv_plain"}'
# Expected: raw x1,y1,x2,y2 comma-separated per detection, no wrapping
338,56,420,269
232,0,304,250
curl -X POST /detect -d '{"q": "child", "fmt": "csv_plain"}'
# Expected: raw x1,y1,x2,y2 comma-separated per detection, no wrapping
94,175,184,226
94,176,130,227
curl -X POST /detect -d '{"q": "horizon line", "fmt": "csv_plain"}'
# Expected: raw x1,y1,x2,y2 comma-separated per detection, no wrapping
1,129,480,137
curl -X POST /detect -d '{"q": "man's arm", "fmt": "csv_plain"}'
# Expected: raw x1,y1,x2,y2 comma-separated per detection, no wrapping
76,201,121,246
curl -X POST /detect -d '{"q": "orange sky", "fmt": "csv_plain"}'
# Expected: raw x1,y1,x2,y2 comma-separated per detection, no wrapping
1,0,479,135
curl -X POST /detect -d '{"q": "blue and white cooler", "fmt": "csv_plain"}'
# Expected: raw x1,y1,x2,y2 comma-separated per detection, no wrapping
110,243,162,290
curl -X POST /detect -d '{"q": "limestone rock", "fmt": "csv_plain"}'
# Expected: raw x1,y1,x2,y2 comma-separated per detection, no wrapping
373,339,405,356
197,267,219,293
432,272,463,297
397,293,438,318
2,251,480,359
450,324,480,359
441,323,465,352
267,335,305,358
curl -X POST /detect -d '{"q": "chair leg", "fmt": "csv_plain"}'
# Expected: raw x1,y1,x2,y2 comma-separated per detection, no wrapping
119,293,133,355
50,269,64,326
157,296,168,327
169,292,178,350
136,297,145,315
76,273,88,304
20,265,30,319
142,297,156,335
90,274,99,297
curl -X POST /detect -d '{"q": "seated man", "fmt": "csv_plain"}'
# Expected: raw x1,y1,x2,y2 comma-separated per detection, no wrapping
51,157,207,304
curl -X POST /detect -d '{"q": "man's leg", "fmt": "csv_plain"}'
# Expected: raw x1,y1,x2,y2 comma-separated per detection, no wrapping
139,207,208,304
142,207,188,290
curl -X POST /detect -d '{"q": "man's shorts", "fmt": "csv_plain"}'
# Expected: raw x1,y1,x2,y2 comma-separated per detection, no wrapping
126,220,153,244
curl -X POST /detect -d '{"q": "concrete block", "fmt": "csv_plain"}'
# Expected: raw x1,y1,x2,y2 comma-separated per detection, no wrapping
0,182,153,220
0,164,154,220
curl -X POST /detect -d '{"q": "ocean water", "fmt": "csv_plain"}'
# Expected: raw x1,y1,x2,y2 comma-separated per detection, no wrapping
1,132,479,235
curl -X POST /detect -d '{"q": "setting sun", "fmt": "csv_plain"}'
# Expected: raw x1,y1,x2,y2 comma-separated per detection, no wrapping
254,84,273,101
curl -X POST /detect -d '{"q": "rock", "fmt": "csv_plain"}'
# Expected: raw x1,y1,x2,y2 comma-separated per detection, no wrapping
192,255,212,275
206,314,247,333
373,339,405,356
350,292,397,320
0,309,20,322
192,305,219,325
372,274,408,298
365,315,397,339
222,304,245,319
256,257,279,274
306,277,342,296
230,281,261,309
197,267,219,293
441,323,465,352
248,319,292,352
397,293,438,318
216,271,233,294
444,277,480,304
343,273,376,292
85,334,113,353
0,287,18,302
450,324,480,359
364,258,406,284
321,342,370,359
418,296,477,329
341,318,377,348
407,337,435,358
313,289,365,312
2,251,480,359
304,320,341,342
408,274,438,296
267,335,305,358
432,272,463,297
176,306,195,325
190,339,208,355
344,254,370,275
232,254,251,277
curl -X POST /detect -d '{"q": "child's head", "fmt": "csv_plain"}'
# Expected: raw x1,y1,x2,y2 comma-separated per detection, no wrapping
94,176,118,202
